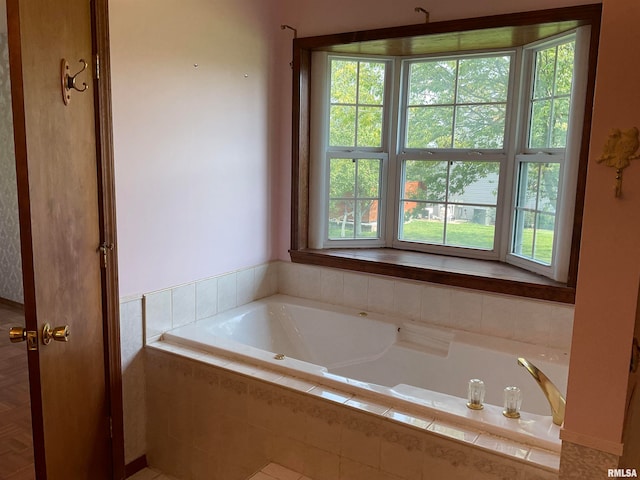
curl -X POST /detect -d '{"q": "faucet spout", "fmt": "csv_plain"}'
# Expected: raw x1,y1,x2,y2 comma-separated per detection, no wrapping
517,357,566,426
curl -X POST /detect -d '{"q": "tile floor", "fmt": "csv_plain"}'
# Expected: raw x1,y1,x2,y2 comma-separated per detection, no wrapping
247,463,313,480
130,463,312,480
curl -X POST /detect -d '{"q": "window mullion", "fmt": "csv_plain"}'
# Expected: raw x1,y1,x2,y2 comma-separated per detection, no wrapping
450,59,460,149
354,63,360,148
385,58,402,247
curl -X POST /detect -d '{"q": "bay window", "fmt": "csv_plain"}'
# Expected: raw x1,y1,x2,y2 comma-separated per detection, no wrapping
293,5,601,302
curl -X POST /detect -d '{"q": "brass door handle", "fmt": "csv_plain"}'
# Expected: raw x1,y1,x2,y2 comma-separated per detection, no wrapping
9,327,26,343
42,323,70,345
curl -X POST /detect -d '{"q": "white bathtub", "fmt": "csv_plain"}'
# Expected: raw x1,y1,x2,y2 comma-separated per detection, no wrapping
159,294,569,450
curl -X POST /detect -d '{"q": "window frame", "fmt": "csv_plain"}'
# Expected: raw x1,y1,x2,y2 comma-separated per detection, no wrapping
291,5,602,304
392,49,517,261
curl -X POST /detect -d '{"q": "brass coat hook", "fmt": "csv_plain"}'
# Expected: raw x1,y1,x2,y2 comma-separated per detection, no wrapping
415,7,430,23
61,59,89,105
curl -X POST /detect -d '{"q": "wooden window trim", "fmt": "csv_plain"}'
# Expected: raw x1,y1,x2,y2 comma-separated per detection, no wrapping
290,4,602,304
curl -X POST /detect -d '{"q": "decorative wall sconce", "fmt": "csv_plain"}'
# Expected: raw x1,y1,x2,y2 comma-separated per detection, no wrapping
61,59,89,106
596,126,640,197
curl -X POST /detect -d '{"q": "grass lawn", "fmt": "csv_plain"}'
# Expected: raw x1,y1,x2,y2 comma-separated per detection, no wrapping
330,220,554,264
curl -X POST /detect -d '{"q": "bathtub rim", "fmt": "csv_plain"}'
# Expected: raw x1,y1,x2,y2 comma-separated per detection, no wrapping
155,294,567,454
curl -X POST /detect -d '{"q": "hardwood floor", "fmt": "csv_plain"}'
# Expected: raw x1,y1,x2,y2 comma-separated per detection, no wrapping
0,303,34,480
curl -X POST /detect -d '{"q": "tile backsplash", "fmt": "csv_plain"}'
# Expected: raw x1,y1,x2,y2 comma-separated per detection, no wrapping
141,261,574,350
143,262,279,343
278,262,574,351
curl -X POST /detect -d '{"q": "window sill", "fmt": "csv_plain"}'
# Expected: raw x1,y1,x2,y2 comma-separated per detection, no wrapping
289,248,574,304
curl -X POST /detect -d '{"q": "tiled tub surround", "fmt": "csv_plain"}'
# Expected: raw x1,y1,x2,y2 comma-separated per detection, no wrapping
143,263,279,344
131,260,574,476
278,263,574,350
145,344,561,480
160,294,567,451
142,262,574,353
120,263,278,463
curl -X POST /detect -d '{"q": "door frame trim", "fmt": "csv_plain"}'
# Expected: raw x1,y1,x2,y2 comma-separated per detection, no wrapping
92,1,126,478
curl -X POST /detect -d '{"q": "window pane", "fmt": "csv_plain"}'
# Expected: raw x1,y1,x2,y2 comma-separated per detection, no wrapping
355,199,379,238
551,97,570,148
359,62,386,105
529,99,551,149
328,199,355,239
448,161,499,205
399,159,498,250
357,159,381,197
330,59,386,148
533,48,556,99
538,163,560,214
329,158,382,240
357,106,383,147
457,56,510,103
329,158,355,198
400,203,445,243
555,42,575,95
408,60,456,105
512,162,559,264
453,104,506,149
528,40,575,150
445,206,496,249
331,60,357,104
513,210,535,258
534,213,555,265
330,105,356,146
517,162,540,210
403,160,447,202
516,162,560,213
406,106,454,148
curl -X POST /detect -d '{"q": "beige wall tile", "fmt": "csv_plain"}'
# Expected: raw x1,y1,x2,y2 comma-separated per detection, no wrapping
143,349,561,480
301,445,340,480
340,413,382,468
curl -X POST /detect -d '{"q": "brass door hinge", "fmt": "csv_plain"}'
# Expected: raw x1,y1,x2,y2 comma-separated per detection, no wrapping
99,242,114,268
95,54,100,80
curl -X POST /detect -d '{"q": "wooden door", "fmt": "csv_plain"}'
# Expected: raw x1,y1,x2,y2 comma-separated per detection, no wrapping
7,0,116,477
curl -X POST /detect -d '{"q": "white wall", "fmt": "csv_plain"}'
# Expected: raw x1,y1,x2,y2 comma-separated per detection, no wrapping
110,0,281,297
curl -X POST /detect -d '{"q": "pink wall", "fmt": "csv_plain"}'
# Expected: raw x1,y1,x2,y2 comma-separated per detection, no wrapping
562,0,640,454
110,0,279,297
274,0,640,455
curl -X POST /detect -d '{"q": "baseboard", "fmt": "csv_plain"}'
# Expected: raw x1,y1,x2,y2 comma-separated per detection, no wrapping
0,297,24,312
125,455,148,478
